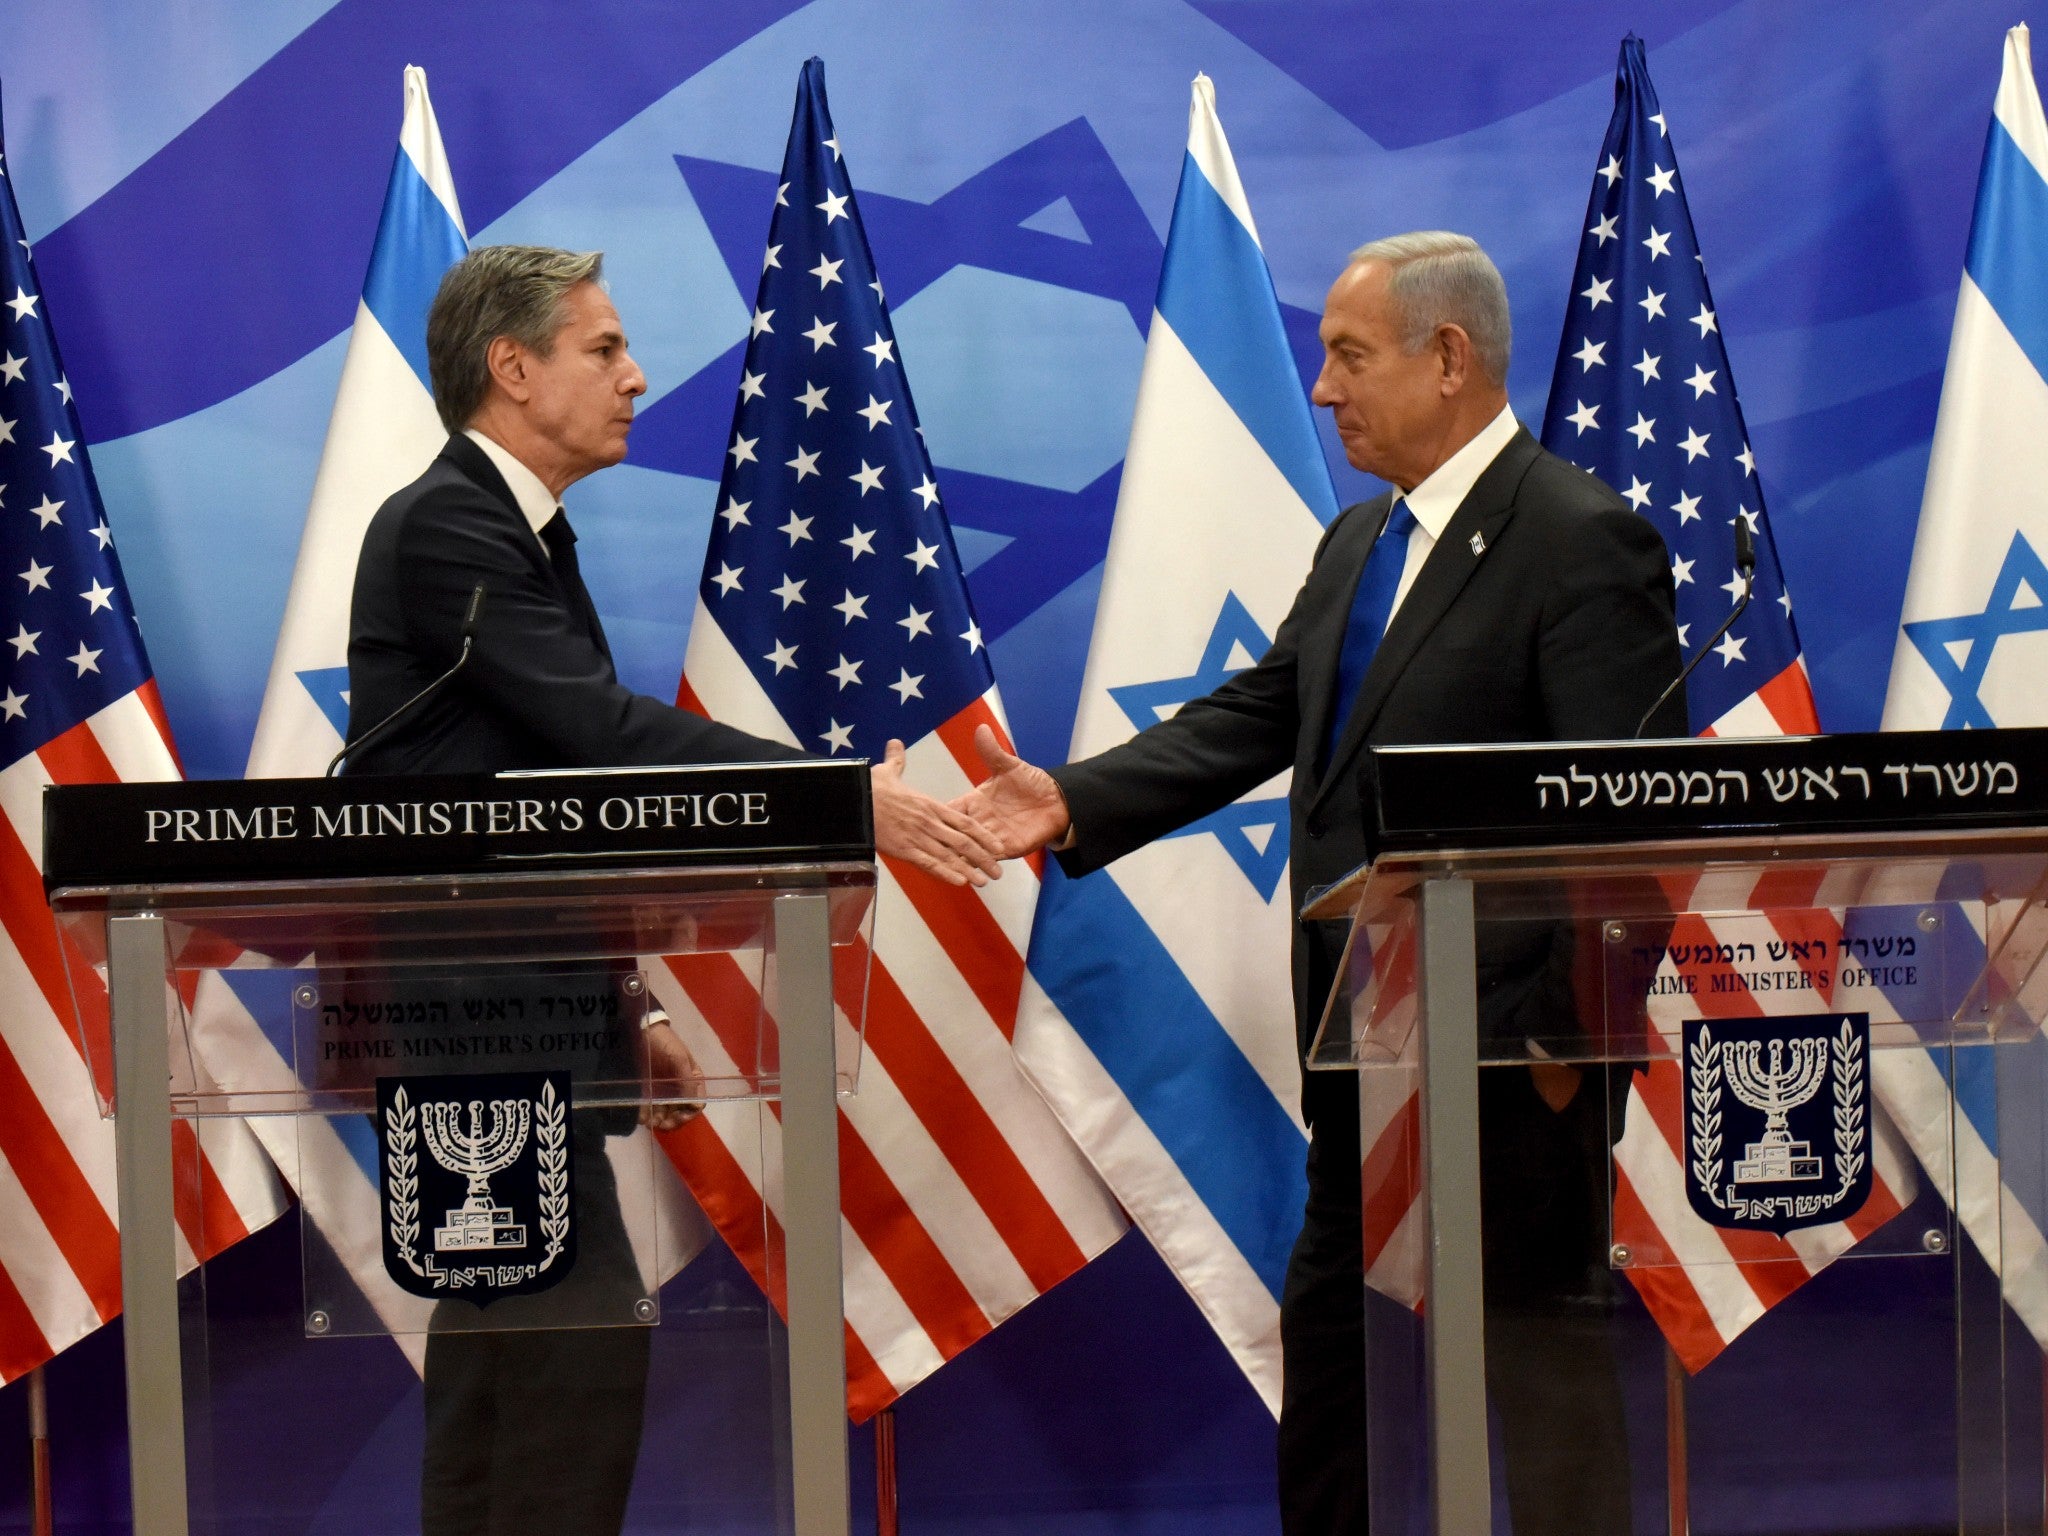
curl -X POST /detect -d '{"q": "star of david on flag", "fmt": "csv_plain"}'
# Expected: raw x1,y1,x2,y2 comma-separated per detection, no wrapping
1899,531,2048,729
1111,594,1289,901
1878,22,2048,1362
653,56,1123,1418
0,80,285,1384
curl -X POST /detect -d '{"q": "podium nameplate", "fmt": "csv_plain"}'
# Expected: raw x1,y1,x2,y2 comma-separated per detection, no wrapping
42,760,873,891
1362,725,2048,851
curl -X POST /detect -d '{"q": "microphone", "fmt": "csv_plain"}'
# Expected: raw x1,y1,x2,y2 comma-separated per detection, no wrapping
1634,519,1756,739
327,584,487,776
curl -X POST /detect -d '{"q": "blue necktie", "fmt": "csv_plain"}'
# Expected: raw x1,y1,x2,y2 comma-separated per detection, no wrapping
1324,499,1417,763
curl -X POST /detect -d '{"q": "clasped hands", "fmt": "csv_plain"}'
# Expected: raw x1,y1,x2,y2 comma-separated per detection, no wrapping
867,728,1070,885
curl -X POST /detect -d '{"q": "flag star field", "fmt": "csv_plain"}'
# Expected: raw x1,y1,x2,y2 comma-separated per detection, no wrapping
1540,39,1814,737
699,75,990,761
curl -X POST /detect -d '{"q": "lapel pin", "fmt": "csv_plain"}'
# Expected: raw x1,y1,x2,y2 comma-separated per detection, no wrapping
1470,531,1487,557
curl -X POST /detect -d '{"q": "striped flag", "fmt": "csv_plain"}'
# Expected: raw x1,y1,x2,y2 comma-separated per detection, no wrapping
1537,36,1915,1369
0,79,286,1382
655,58,1123,1417
1010,75,1329,1412
1876,22,2048,1353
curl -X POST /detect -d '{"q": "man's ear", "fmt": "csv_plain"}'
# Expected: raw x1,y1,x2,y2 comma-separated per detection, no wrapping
484,335,531,404
1435,324,1474,398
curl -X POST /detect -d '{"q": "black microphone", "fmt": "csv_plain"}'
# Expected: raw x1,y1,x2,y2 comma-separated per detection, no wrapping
1635,518,1756,739
326,584,487,776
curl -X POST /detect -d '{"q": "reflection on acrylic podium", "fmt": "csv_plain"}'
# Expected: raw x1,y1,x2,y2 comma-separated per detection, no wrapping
44,761,875,1536
1308,729,2048,1535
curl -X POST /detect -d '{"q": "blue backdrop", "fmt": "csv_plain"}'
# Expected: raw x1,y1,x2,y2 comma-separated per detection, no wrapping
1,2,2040,1530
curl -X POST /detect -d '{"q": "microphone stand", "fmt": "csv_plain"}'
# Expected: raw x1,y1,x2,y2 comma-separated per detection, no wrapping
327,584,487,776
1635,520,1756,739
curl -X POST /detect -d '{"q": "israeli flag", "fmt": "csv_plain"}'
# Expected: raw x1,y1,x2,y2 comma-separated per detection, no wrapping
246,63,467,775
1877,23,2048,1352
185,70,474,1345
1013,75,1335,1412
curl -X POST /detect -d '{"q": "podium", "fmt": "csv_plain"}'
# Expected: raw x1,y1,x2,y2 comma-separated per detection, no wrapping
1305,729,2048,1534
43,761,875,1536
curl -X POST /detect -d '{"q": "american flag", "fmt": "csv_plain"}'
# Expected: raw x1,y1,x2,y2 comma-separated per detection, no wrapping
0,85,285,1383
649,58,1122,1416
1535,37,1911,1371
1539,37,1818,740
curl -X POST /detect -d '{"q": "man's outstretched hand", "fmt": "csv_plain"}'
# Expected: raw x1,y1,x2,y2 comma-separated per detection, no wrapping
641,1018,705,1133
950,723,1072,858
871,739,1005,886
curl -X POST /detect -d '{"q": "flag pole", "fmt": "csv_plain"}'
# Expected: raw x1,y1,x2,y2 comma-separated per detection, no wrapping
29,1365,52,1536
1664,1344,1689,1535
874,1405,899,1535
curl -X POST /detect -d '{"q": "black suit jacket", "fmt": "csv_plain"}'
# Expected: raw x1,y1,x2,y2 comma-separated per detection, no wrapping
1049,428,1683,1134
344,433,794,774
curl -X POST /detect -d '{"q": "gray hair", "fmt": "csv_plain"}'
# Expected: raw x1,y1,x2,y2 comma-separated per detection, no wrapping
1347,231,1511,384
425,245,606,432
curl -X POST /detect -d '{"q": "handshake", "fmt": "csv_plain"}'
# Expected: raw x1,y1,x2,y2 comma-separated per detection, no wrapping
867,724,1072,886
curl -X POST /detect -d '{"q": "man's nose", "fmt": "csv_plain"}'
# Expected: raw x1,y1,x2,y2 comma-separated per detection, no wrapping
621,354,647,396
1310,362,1339,407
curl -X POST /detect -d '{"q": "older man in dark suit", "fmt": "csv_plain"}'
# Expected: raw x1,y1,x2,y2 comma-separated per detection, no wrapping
956,232,1684,1535
343,244,1002,1536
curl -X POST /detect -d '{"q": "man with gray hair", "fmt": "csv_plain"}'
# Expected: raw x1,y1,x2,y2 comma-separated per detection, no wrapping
956,232,1682,1534
349,243,1001,887
344,244,1003,1535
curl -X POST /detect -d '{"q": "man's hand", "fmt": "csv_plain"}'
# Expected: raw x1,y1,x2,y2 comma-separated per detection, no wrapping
949,723,1072,858
871,739,1004,887
642,1018,705,1133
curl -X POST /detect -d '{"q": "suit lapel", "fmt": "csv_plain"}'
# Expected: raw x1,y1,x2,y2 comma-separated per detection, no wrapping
1311,429,1541,815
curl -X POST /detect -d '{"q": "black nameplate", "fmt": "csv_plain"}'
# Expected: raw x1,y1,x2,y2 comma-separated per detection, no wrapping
43,761,874,892
1362,727,2048,851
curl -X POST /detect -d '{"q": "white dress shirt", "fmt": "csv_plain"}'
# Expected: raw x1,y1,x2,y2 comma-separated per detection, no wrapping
464,427,559,547
1383,401,1521,627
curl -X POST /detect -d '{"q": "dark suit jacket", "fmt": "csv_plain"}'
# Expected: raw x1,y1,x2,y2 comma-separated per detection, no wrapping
344,432,794,774
1050,427,1683,1136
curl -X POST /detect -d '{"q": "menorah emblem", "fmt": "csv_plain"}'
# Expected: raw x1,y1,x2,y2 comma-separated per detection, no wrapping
380,1070,574,1300
1726,1035,1827,1184
422,1096,534,1251
1683,1015,1870,1236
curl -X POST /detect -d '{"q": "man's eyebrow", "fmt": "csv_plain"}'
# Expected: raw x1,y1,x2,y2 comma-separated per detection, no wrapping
592,327,626,347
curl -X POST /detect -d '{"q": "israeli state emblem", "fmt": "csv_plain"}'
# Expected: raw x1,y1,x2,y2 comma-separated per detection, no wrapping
377,1070,575,1302
1683,1013,1872,1236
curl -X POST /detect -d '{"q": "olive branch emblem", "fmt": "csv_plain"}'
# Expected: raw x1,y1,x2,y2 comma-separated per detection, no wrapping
385,1085,427,1279
1832,1018,1866,1200
1689,1027,1729,1211
535,1080,569,1271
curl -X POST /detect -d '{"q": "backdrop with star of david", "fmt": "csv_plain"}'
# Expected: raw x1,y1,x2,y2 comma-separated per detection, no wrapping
4,1,2044,1529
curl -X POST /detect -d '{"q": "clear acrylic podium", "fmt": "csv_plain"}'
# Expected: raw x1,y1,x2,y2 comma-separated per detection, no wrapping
43,763,875,1536
1306,733,2048,1535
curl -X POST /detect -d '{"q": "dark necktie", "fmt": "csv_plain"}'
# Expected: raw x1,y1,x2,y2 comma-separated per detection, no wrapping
1323,498,1418,765
538,508,611,660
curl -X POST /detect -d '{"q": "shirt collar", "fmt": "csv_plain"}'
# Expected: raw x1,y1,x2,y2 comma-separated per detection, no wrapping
1397,402,1520,540
464,428,559,541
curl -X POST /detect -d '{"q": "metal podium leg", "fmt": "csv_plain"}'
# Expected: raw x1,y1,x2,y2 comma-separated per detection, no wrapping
1417,877,1487,1534
775,892,851,1535
109,912,189,1536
